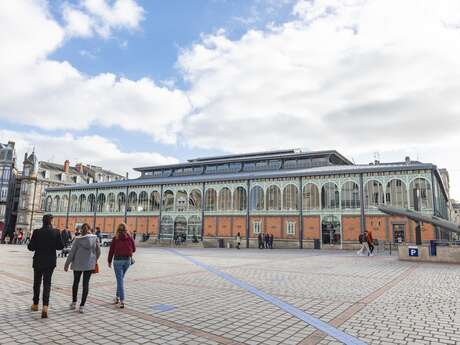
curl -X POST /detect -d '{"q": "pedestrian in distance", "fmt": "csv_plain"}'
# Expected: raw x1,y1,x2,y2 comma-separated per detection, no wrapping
269,233,274,249
27,214,64,318
95,227,102,244
257,233,264,249
236,232,241,249
357,231,370,256
64,223,101,313
108,223,136,309
367,230,375,256
264,232,270,249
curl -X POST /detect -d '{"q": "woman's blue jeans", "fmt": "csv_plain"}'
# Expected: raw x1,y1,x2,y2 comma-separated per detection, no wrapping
113,260,130,301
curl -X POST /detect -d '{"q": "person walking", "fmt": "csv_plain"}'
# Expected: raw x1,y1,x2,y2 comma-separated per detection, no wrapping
95,227,102,244
367,230,375,256
64,223,101,313
264,232,270,249
108,223,136,308
236,232,241,249
269,233,274,249
357,231,370,256
257,233,264,249
27,214,64,318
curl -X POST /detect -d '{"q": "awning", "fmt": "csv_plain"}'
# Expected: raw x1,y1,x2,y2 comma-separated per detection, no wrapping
378,205,460,234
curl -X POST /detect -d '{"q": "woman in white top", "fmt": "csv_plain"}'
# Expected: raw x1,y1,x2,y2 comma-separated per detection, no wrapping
64,223,100,313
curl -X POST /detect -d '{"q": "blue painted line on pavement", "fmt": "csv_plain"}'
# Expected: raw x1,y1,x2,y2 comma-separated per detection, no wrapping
152,304,176,313
168,249,367,345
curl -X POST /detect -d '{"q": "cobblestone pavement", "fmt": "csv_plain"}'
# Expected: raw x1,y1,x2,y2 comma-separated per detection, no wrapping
0,245,459,345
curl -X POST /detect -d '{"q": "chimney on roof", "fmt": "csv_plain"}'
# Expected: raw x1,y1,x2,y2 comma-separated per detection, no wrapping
374,160,380,165
64,160,70,173
75,163,83,173
405,156,411,164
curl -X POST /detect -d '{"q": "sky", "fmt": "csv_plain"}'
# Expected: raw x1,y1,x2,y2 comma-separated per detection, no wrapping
0,0,460,199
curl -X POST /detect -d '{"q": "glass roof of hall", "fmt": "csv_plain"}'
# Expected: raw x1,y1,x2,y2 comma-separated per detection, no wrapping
47,161,436,192
133,149,353,172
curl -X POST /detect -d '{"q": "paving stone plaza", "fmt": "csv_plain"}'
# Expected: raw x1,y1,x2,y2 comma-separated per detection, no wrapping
0,245,459,345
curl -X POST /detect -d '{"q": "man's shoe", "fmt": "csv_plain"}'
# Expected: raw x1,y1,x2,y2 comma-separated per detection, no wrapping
41,306,48,319
31,304,39,312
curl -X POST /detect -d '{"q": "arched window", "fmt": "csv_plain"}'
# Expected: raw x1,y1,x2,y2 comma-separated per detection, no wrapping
205,188,217,211
233,187,247,211
163,190,174,211
149,191,160,211
160,215,174,239
45,196,53,212
176,190,188,212
138,191,148,211
266,185,281,210
218,188,232,211
250,186,264,211
321,183,339,209
53,196,60,212
303,184,320,210
97,194,106,212
409,178,432,209
70,195,78,212
188,215,201,238
341,181,360,209
61,195,69,212
87,194,96,213
189,189,202,211
107,193,115,212
365,180,384,208
127,192,137,212
386,179,408,208
283,184,298,210
116,192,126,213
78,194,86,212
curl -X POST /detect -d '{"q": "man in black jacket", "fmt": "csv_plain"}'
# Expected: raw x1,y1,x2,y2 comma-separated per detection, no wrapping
27,214,64,318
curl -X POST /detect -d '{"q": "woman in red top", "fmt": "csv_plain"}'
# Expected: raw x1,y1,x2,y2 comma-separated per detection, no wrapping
108,223,135,308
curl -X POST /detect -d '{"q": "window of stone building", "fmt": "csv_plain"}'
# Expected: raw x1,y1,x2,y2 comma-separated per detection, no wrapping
409,178,432,210
163,190,174,211
176,190,188,212
188,189,202,211
283,184,298,210
233,187,247,211
149,191,160,211
253,221,262,234
138,191,148,211
386,179,408,208
266,185,282,210
365,180,384,208
250,186,264,211
286,221,296,235
341,181,360,209
53,195,60,212
204,188,217,211
321,182,339,209
303,183,320,210
218,188,232,211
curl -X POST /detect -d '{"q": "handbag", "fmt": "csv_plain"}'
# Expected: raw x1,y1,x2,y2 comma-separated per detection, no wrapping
93,262,99,274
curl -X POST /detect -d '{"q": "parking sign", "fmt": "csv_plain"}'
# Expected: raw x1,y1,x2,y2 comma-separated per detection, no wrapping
408,246,419,257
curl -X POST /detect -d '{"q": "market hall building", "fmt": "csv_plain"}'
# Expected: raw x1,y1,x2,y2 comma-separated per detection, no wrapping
45,149,449,249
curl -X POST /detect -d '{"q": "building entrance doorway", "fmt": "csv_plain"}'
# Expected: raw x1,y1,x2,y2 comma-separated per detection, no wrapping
174,216,187,239
392,224,406,244
322,215,341,248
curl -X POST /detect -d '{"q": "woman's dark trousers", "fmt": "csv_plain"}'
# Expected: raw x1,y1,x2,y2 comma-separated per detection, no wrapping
72,271,92,306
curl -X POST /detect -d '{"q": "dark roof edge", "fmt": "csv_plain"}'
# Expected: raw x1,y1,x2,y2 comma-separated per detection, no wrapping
133,150,352,172
47,163,434,192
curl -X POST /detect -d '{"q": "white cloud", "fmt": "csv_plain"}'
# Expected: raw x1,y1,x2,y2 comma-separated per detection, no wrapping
0,129,178,177
63,0,145,38
0,0,190,144
178,0,460,198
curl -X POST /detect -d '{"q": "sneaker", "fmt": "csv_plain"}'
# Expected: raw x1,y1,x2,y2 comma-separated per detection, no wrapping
69,302,76,310
78,306,84,313
119,302,125,309
113,297,119,305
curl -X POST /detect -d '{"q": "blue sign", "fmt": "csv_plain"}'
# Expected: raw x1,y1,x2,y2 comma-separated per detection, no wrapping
408,246,419,257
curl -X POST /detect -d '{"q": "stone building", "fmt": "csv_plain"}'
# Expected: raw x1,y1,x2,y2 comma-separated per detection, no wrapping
45,149,450,249
14,152,124,234
0,142,17,237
